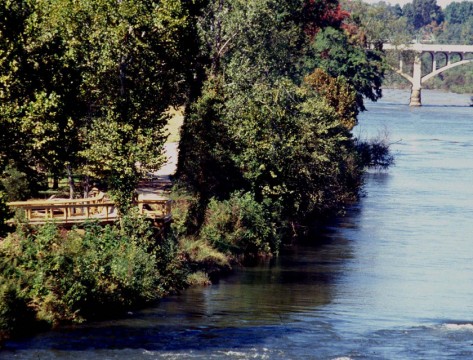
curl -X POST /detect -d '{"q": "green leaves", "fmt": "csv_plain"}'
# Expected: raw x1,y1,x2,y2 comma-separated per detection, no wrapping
308,27,384,112
1,0,205,205
178,0,380,233
0,218,187,333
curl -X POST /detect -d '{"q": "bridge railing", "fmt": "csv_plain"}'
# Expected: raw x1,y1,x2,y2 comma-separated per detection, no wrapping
7,197,117,225
7,193,172,225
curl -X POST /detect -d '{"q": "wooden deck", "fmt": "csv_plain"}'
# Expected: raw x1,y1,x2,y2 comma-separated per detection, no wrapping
7,191,172,227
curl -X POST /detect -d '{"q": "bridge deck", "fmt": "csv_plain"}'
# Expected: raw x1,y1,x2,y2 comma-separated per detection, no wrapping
383,43,473,54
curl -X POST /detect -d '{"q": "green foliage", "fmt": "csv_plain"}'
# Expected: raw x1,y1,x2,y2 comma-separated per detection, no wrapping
342,0,412,47
200,191,280,257
308,27,384,112
0,219,187,337
0,0,206,208
186,271,212,287
178,78,244,200
0,187,10,237
304,68,358,130
224,80,361,219
355,131,395,170
1,165,30,202
179,237,231,276
0,279,36,342
402,0,443,30
0,163,47,202
444,1,473,25
177,0,381,247
168,186,201,238
423,63,473,93
199,0,309,82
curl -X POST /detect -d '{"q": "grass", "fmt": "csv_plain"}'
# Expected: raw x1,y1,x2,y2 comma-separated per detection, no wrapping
179,238,230,268
186,271,212,286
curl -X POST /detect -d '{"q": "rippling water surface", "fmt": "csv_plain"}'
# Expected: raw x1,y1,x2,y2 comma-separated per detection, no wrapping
2,89,473,359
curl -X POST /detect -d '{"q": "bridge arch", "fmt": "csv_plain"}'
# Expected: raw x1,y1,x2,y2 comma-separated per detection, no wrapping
422,59,473,83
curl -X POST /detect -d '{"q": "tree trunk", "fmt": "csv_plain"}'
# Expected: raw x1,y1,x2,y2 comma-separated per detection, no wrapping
83,175,90,198
66,165,75,199
52,175,59,190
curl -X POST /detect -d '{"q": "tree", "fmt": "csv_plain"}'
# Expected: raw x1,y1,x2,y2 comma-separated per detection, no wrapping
0,0,72,196
403,0,444,30
444,1,473,25
177,0,393,239
307,27,384,112
38,0,204,210
304,68,358,130
1,0,205,208
223,79,360,220
342,0,412,47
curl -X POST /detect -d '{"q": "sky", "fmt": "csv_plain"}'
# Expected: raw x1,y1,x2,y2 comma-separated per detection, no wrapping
364,0,473,8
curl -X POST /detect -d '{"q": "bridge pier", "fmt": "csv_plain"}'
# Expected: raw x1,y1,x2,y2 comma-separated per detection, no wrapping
410,87,422,106
410,54,422,106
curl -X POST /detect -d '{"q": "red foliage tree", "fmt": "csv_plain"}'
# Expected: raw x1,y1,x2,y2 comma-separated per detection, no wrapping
302,0,350,39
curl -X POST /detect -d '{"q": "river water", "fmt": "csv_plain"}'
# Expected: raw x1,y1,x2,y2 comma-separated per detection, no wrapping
2,89,473,359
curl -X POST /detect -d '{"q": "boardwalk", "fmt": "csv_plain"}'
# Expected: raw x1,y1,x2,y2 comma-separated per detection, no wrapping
7,191,172,226
6,141,179,227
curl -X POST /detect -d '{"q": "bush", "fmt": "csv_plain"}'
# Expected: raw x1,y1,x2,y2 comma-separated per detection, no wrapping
0,218,187,338
0,186,11,237
199,191,280,258
355,130,395,170
186,271,211,286
179,237,230,279
1,164,47,201
1,165,30,201
168,185,199,238
0,280,36,342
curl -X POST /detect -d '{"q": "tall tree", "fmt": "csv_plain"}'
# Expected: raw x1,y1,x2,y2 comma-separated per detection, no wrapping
178,0,379,226
1,0,205,208
342,0,412,47
444,1,473,25
403,0,444,30
0,0,77,196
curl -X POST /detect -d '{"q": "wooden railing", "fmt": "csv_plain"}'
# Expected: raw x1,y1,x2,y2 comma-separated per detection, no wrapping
7,192,172,226
137,198,172,222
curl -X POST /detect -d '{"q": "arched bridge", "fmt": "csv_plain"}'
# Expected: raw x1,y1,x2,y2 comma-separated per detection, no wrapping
383,43,473,106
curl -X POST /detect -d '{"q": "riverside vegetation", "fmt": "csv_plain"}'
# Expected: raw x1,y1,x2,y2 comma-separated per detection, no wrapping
0,0,393,342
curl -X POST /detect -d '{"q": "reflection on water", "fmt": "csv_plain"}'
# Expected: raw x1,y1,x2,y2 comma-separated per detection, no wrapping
3,89,473,359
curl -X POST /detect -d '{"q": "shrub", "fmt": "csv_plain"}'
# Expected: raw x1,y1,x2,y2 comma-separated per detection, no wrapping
168,186,199,238
179,237,230,274
1,164,47,201
1,165,30,201
355,130,395,170
0,217,187,338
186,271,211,287
199,191,280,258
0,186,11,237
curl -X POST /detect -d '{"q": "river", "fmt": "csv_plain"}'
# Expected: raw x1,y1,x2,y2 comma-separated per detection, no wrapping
2,89,473,359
